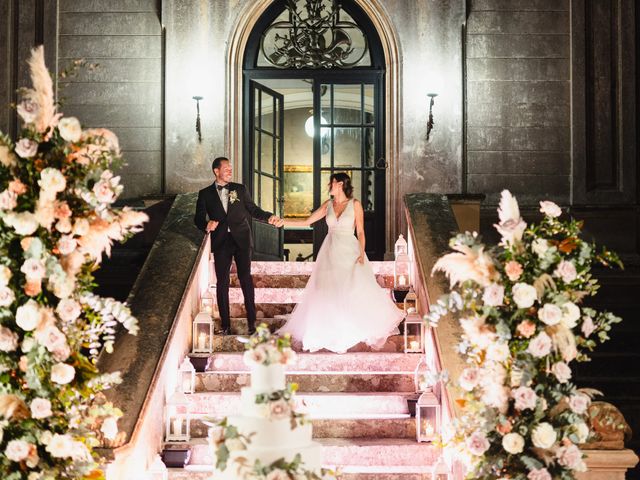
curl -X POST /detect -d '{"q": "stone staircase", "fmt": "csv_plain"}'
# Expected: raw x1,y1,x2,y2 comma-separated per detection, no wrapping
164,261,440,479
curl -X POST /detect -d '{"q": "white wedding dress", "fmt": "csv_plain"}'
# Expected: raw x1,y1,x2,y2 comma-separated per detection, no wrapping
278,199,404,353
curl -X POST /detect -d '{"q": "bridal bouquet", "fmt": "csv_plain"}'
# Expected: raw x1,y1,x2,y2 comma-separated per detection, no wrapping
243,323,297,367
0,46,147,479
426,190,622,479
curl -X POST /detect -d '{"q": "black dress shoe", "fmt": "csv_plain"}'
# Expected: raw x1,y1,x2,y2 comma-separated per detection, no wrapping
247,326,256,335
219,328,231,336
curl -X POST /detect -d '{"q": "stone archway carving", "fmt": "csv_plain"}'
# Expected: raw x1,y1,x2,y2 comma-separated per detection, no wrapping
225,0,401,254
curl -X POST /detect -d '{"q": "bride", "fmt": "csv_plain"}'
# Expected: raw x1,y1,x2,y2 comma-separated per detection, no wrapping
277,172,404,353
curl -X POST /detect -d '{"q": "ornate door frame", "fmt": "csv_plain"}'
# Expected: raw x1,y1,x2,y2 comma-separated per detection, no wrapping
225,0,402,257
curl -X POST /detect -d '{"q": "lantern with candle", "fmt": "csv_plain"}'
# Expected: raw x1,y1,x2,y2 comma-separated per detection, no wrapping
179,357,196,394
416,390,440,443
192,311,214,354
199,290,214,315
403,312,424,354
430,456,452,480
165,391,191,442
394,234,410,290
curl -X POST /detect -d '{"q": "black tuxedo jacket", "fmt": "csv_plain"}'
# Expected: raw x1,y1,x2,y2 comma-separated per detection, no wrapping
194,182,273,251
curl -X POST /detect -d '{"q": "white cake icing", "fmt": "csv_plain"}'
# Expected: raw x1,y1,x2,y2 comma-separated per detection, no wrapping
226,415,312,448
250,363,286,392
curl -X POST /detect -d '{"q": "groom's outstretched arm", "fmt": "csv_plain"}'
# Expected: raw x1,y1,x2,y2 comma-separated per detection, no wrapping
241,185,272,222
194,190,208,232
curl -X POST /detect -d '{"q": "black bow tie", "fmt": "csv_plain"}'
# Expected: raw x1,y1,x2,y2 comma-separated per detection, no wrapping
217,184,229,191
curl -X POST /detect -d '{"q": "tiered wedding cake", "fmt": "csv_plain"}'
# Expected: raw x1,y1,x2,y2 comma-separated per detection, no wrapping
209,325,330,479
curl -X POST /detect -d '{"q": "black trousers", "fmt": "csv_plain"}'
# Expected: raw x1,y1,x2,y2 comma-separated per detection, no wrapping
213,234,256,331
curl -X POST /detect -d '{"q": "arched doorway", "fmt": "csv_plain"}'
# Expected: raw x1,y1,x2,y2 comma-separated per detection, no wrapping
242,0,387,261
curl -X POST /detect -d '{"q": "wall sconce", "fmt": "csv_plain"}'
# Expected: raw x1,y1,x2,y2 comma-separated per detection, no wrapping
192,96,203,142
426,93,438,141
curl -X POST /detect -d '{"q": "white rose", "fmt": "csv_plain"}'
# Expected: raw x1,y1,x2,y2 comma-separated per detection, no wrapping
551,362,572,383
56,298,82,322
569,394,590,415
459,367,480,391
482,283,504,306
466,430,490,456
101,416,119,440
531,422,557,449
532,238,550,257
38,168,66,194
512,283,538,309
512,386,537,411
57,235,77,255
554,260,577,283
572,421,590,443
20,258,45,281
538,303,562,326
0,266,12,286
15,138,38,158
502,432,524,454
30,398,52,419
46,434,73,458
16,300,42,331
35,325,67,353
0,287,15,307
17,97,39,124
5,211,39,235
0,326,19,352
58,117,82,143
50,362,75,385
561,302,581,329
5,439,30,461
540,200,562,218
0,145,17,167
486,342,510,362
527,332,552,358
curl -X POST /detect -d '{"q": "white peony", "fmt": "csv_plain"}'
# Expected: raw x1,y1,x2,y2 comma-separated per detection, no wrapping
538,303,562,326
512,283,538,309
20,258,45,281
486,342,511,362
5,439,30,462
0,287,15,307
0,326,19,352
540,200,562,218
15,138,38,158
46,434,73,458
101,416,119,440
30,398,52,419
554,260,577,283
16,300,42,331
531,238,550,257
5,211,39,235
527,332,552,358
56,298,82,322
482,283,504,306
512,386,537,411
551,362,572,383
50,362,75,385
561,302,581,329
502,432,524,454
38,168,66,194
58,117,82,142
531,422,557,449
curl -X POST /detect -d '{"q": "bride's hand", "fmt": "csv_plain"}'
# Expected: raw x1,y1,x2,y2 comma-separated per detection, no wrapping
356,254,364,264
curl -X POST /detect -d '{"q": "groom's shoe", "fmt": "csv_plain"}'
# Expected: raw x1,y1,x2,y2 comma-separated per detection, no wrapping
219,328,231,336
247,325,256,335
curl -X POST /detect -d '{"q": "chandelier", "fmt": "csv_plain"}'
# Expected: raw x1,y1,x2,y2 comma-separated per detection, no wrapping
260,0,368,69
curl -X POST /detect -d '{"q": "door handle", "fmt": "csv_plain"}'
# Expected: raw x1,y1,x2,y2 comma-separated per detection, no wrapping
376,157,388,170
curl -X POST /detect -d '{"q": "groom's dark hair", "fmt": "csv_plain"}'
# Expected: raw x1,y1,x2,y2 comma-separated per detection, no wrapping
212,156,229,172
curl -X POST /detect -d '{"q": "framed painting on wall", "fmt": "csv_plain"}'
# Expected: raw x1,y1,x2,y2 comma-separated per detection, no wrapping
283,165,313,218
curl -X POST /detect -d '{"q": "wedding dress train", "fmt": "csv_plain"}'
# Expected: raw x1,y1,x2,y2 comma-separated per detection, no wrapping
278,199,404,353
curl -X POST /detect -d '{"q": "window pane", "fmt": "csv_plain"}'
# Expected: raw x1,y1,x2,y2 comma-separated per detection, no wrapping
334,128,361,168
261,94,274,133
321,84,332,124
254,130,260,171
254,172,260,202
364,84,374,124
261,176,274,212
261,134,274,175
363,170,375,211
321,129,332,167
333,84,361,125
363,127,375,167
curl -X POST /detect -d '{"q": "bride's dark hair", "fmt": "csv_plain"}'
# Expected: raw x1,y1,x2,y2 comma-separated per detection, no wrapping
329,172,354,198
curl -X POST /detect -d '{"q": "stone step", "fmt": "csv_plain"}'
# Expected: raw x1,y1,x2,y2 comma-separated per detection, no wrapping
230,302,294,318
184,392,415,417
195,372,416,393
229,273,394,289
221,287,394,304
167,470,434,480
230,261,395,276
205,352,423,373
213,334,417,353
182,438,438,470
188,416,416,439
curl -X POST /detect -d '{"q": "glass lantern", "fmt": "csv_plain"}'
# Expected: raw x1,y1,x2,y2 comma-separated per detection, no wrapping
199,290,214,315
148,454,168,480
403,286,418,314
192,312,214,354
430,456,452,480
394,235,410,289
403,313,425,354
165,391,191,442
416,390,440,443
413,354,431,392
179,357,196,394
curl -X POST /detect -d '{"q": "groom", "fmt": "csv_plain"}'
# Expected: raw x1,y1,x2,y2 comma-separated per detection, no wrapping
194,156,283,335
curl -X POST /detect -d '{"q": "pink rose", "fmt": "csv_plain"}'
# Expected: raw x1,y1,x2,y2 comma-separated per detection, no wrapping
482,283,504,306
269,399,290,420
556,443,586,471
0,190,17,211
5,439,31,462
505,261,523,281
528,468,552,480
527,332,552,358
569,394,590,415
30,398,52,419
581,316,595,338
0,326,19,352
554,260,577,283
466,430,490,456
57,235,77,255
516,320,536,338
539,201,562,218
93,180,115,204
512,386,537,411
20,258,45,281
15,138,38,158
0,286,15,307
551,362,572,383
56,298,82,322
538,303,562,326
35,325,67,354
459,367,480,391
51,362,75,385
17,97,39,123
53,201,72,219
8,179,27,195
